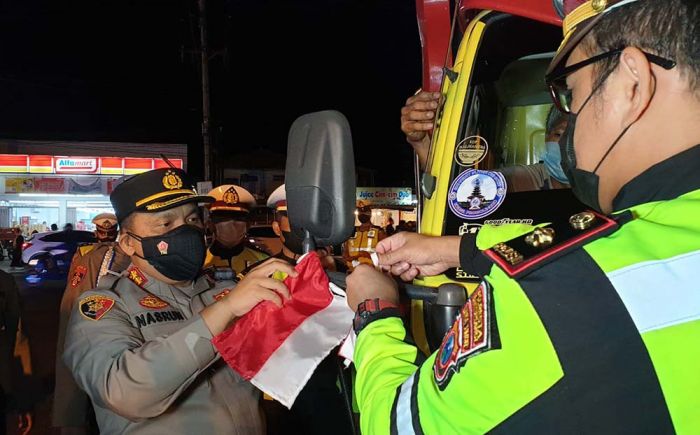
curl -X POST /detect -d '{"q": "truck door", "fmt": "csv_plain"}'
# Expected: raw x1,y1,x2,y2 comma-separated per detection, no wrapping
415,11,582,353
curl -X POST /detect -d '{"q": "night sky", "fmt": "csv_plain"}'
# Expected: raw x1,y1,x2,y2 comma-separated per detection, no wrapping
0,0,422,186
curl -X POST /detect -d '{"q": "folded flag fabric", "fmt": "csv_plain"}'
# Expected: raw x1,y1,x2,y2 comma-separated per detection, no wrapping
212,252,354,408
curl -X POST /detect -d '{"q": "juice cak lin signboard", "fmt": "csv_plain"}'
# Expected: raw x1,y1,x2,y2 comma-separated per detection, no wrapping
356,187,413,206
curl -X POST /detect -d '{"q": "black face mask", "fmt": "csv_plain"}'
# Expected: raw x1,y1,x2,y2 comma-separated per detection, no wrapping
129,224,206,282
358,213,371,224
281,230,305,255
559,73,638,212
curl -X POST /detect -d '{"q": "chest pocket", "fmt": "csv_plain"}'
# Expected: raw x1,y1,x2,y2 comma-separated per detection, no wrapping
133,309,187,339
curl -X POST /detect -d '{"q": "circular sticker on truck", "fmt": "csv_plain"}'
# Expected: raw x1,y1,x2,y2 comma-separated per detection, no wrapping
448,169,507,220
454,136,488,167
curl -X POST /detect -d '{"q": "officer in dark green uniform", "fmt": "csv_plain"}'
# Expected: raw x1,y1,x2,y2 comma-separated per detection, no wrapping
347,0,700,433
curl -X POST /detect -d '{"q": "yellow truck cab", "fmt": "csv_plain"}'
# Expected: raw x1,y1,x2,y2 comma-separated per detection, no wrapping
411,0,583,354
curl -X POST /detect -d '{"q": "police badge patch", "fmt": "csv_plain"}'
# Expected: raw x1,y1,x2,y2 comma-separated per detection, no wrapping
139,295,169,309
448,169,507,220
79,295,116,321
71,265,88,288
433,280,500,390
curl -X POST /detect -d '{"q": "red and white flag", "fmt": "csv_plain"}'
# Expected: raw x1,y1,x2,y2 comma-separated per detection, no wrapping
212,252,354,408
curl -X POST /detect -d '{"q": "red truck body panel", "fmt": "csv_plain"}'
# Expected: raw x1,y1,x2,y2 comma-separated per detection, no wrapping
416,0,563,90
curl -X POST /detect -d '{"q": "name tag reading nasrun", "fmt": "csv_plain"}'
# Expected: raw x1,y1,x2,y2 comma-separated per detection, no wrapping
134,310,185,328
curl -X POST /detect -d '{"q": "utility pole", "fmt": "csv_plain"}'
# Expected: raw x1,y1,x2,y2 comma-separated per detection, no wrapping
198,0,212,182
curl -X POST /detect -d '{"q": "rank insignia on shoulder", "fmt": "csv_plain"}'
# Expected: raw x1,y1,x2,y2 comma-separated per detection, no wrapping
213,289,231,302
433,280,499,390
71,265,88,288
127,267,148,287
79,295,116,321
139,295,169,309
484,210,621,279
78,245,95,257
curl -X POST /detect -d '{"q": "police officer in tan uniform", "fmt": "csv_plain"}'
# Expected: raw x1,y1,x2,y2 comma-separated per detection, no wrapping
343,201,386,271
53,213,131,434
62,168,296,434
204,185,268,280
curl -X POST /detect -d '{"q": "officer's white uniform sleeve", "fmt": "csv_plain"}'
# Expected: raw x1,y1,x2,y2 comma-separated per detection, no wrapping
62,292,218,421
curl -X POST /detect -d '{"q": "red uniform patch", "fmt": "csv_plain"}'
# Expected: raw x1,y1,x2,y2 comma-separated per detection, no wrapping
433,281,498,390
127,267,148,287
71,265,88,288
79,295,115,321
213,289,231,302
139,295,169,309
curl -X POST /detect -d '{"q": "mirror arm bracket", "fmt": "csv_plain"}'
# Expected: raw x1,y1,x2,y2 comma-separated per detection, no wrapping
302,229,316,254
421,172,437,199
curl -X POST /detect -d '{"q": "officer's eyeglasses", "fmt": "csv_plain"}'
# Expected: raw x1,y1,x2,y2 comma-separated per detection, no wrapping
545,48,676,114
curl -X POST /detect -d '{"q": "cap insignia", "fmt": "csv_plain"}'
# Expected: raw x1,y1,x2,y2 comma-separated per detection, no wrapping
223,186,240,205
163,170,183,190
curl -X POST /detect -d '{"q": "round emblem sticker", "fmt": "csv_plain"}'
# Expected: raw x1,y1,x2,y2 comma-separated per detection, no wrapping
454,135,488,167
448,169,507,220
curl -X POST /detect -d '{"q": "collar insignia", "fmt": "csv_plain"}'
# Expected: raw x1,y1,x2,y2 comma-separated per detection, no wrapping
128,266,148,287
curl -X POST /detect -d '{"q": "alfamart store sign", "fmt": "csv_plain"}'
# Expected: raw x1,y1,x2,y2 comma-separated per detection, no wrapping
0,154,183,175
55,157,99,174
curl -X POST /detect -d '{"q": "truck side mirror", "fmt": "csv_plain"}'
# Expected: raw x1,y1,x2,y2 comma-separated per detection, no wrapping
285,110,356,252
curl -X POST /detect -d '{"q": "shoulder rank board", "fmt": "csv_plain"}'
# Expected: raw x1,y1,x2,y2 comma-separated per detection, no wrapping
484,211,627,279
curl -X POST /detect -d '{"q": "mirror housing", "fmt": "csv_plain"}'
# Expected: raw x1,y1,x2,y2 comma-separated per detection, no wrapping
285,110,356,251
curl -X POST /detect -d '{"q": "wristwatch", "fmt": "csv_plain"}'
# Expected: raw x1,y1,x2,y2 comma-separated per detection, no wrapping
353,298,401,335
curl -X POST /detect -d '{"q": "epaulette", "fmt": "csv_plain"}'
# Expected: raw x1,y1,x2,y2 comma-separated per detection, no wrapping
483,210,630,279
78,244,96,257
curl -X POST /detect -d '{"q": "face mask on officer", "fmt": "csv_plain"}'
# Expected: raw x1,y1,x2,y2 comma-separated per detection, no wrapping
281,230,305,255
211,214,247,248
128,224,207,282
542,141,569,184
358,211,371,224
95,228,118,243
273,212,304,255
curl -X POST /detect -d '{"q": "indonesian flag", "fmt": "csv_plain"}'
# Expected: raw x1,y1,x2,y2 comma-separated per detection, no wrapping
212,252,354,408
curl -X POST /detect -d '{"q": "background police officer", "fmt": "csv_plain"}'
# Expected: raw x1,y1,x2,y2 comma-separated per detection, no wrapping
346,0,700,432
53,213,130,434
62,168,296,434
342,201,386,271
204,184,268,278
263,184,352,435
1,269,33,435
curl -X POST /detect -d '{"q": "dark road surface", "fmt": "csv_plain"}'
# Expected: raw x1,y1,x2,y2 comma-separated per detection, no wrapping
4,261,65,435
